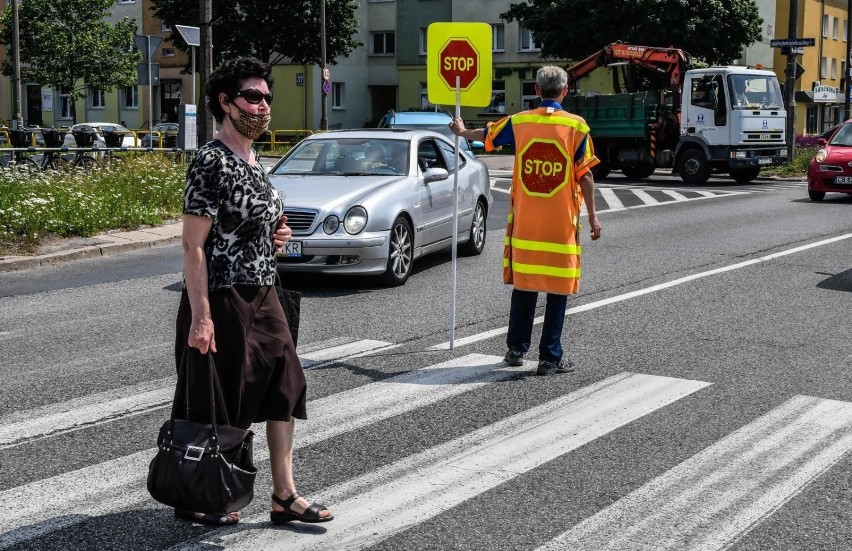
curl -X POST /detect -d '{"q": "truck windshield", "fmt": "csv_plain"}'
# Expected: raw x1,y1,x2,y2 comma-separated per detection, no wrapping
728,75,783,110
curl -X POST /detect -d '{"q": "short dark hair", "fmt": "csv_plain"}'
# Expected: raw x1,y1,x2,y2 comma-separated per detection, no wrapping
205,57,274,123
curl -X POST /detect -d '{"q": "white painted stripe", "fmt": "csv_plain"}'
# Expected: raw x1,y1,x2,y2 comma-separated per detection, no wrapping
661,189,689,201
191,372,710,550
430,232,852,350
632,189,660,205
537,395,852,551
599,188,625,210
490,185,511,195
0,378,175,450
300,339,397,368
0,354,524,547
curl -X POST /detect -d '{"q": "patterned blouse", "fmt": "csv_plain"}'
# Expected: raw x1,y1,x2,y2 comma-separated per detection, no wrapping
184,139,283,291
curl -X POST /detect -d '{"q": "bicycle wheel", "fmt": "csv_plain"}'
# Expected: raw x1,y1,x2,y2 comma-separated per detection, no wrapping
17,157,41,174
72,155,101,171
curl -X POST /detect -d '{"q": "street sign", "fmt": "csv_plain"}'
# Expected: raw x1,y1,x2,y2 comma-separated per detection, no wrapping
137,63,160,86
770,38,815,48
134,35,163,60
322,67,331,81
783,61,805,80
322,80,330,95
518,139,571,196
426,22,492,107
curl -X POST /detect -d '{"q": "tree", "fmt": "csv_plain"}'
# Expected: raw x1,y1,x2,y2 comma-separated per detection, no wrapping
150,0,361,68
502,0,763,66
0,0,140,125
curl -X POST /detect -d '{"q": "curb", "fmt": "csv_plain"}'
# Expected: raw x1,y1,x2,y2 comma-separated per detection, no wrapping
0,223,183,273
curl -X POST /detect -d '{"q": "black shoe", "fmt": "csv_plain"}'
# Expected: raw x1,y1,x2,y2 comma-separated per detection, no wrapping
503,348,525,366
536,358,575,376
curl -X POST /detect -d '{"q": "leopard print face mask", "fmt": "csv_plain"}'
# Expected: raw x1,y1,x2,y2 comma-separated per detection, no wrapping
228,104,270,140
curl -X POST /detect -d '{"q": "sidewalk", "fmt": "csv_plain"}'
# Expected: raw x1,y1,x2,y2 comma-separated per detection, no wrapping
0,220,183,273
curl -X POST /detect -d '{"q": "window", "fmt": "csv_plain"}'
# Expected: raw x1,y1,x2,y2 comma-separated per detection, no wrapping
371,32,395,55
521,80,539,109
122,85,138,108
519,25,540,52
485,80,506,113
833,17,839,39
492,24,505,52
59,87,72,119
831,58,837,79
160,21,171,32
437,138,465,172
419,82,434,109
824,14,830,37
332,82,345,109
822,56,828,79
419,28,427,55
161,48,175,57
88,86,105,108
116,0,135,3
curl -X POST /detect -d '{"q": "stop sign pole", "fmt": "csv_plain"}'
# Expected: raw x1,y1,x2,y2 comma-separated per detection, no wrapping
427,22,492,349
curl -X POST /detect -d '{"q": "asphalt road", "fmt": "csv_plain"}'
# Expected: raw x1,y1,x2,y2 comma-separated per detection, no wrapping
3,173,852,550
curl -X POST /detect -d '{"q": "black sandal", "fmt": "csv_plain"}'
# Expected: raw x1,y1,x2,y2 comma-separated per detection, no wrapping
174,508,240,526
270,492,334,524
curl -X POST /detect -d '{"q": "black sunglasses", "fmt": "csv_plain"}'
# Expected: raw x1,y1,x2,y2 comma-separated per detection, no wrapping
232,89,273,105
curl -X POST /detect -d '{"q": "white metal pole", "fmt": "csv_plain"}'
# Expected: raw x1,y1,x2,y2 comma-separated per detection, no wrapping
191,47,196,107
449,76,461,349
148,35,153,141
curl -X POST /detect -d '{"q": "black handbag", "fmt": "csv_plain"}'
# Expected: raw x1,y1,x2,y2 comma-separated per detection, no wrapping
275,272,302,348
147,350,257,515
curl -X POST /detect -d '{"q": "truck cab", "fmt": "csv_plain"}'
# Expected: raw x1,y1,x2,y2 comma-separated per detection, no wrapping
677,67,787,183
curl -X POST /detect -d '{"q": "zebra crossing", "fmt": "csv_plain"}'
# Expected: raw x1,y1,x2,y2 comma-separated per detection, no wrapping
488,173,806,215
3,333,852,550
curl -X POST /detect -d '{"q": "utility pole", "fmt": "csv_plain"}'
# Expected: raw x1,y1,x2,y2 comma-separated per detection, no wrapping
785,0,799,160
846,0,851,120
11,0,24,129
199,0,214,142
320,0,328,131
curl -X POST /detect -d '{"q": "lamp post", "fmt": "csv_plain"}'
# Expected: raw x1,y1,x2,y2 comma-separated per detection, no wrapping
785,0,799,160
846,0,851,120
320,0,328,131
11,0,24,129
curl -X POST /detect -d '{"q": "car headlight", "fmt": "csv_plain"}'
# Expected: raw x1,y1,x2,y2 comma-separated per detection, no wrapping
323,215,339,234
343,206,367,234
815,149,828,163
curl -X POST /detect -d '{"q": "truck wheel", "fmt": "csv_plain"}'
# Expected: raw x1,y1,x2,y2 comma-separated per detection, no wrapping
678,150,711,184
729,167,760,183
592,161,611,179
621,165,655,180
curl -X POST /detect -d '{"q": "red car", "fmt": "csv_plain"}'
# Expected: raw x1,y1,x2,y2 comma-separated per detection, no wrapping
807,121,852,201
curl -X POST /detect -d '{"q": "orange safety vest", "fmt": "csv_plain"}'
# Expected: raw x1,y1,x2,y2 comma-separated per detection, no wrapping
485,107,599,295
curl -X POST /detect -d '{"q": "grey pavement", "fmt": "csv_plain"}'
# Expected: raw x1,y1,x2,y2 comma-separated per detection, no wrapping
0,154,797,273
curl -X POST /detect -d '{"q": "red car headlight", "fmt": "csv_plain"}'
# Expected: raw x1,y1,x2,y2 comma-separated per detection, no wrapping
815,149,828,163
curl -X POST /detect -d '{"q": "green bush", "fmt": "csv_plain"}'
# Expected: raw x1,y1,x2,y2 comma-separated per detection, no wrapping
762,146,815,177
0,154,185,255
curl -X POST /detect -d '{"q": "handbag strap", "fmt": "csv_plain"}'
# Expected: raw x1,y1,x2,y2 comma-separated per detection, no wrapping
175,347,233,451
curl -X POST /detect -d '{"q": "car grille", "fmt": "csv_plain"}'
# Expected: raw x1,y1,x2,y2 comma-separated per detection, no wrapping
283,208,317,234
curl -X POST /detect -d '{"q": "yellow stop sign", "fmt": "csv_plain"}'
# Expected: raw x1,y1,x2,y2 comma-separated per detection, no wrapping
427,22,492,107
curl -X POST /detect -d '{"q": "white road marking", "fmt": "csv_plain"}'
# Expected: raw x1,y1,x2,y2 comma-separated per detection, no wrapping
300,338,398,368
661,189,689,201
537,395,852,551
599,188,626,210
431,232,852,349
187,372,710,550
632,189,660,205
0,354,526,547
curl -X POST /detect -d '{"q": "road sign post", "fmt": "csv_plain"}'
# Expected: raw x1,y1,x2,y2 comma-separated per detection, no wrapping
427,22,491,349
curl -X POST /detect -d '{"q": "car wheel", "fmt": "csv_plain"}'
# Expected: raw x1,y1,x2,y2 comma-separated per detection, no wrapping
729,167,760,183
678,150,711,184
808,190,825,201
460,200,487,256
382,216,413,286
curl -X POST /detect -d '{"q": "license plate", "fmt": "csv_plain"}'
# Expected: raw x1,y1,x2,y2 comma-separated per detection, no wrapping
757,158,773,165
283,240,302,257
835,176,852,184
759,134,771,139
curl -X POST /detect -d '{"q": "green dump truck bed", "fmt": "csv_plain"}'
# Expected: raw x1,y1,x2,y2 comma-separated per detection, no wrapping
562,92,660,139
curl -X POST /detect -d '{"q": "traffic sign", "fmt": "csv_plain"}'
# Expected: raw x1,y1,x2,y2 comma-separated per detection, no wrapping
426,22,492,107
784,61,805,80
134,35,163,61
322,67,331,81
322,80,330,95
518,139,571,197
770,38,815,48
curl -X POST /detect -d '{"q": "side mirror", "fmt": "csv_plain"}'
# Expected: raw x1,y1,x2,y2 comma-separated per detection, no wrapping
817,137,827,146
423,167,449,183
470,140,485,150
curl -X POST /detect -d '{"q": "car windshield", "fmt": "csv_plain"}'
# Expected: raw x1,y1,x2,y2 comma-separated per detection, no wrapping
828,124,852,146
728,75,783,110
273,138,410,176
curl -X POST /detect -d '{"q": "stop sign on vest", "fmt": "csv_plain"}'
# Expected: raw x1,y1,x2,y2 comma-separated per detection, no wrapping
518,139,571,196
439,38,480,90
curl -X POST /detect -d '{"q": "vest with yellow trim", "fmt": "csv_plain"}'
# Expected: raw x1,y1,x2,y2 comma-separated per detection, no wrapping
491,107,597,295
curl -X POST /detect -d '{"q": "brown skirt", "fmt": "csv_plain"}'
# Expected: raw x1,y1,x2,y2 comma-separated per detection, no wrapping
174,284,307,429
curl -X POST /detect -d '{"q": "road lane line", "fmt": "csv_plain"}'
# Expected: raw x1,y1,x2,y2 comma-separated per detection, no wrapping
184,372,710,550
0,338,396,450
632,189,660,205
0,354,526,547
599,188,626,210
431,232,852,350
536,395,852,550
661,189,689,201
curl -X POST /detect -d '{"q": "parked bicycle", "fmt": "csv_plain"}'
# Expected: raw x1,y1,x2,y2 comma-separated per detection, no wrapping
66,127,102,170
0,128,40,172
27,128,69,171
